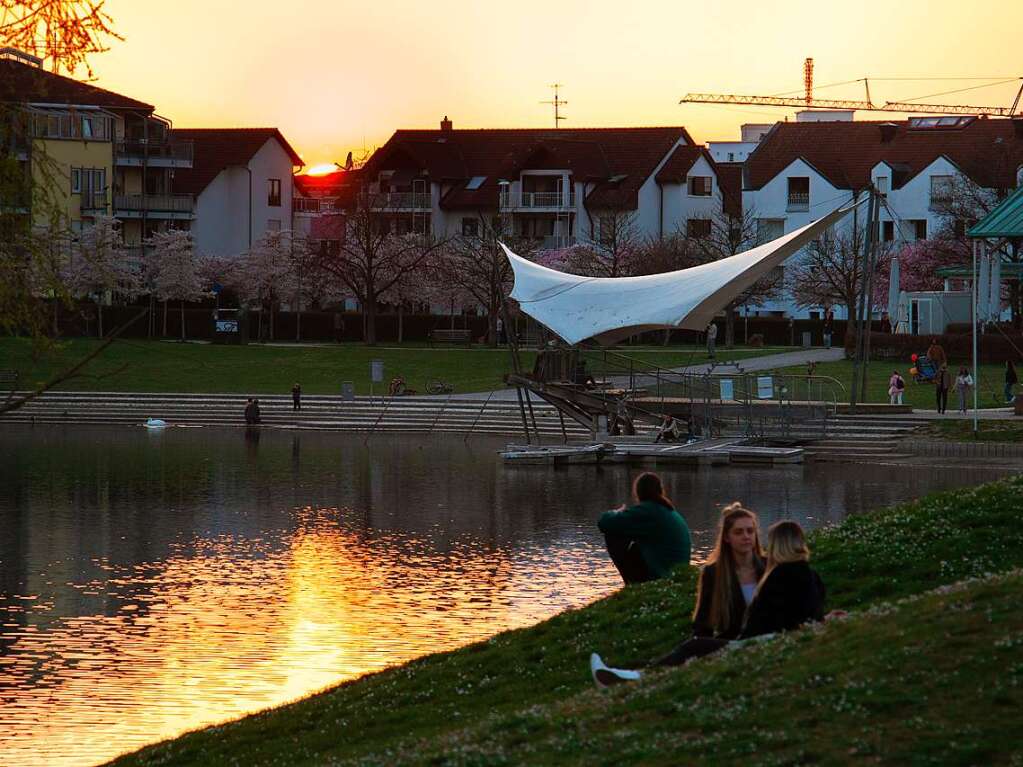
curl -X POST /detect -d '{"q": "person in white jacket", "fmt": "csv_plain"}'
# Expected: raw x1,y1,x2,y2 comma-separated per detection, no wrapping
955,366,974,414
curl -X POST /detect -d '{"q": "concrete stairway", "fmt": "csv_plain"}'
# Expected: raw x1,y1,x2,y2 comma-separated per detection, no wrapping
798,414,924,462
0,390,659,439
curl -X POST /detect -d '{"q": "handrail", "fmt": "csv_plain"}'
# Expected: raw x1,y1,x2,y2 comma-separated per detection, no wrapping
464,389,495,442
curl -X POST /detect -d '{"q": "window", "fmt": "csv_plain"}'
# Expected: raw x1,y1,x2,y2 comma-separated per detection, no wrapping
71,168,81,194
756,218,784,245
268,178,282,207
267,219,282,232
686,218,712,238
910,219,927,240
727,152,735,162
688,176,712,196
876,176,889,198
930,175,953,209
882,221,894,242
461,217,480,237
82,117,93,139
466,176,487,190
93,168,105,192
787,177,810,210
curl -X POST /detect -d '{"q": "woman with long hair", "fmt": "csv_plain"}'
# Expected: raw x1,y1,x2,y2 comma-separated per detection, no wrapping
590,518,826,687
597,472,691,585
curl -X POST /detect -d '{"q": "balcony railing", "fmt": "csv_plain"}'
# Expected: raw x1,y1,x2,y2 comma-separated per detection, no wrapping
786,192,810,211
115,139,194,166
114,193,195,216
80,190,108,211
361,191,431,209
930,194,953,211
502,191,576,209
294,197,338,214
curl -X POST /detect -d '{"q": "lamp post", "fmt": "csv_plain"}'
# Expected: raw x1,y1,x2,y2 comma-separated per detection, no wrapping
972,239,979,437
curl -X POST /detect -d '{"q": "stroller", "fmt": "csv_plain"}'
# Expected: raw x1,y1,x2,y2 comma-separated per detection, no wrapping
912,356,938,383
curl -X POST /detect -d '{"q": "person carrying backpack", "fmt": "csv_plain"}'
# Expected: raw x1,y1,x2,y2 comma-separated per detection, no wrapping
888,370,906,405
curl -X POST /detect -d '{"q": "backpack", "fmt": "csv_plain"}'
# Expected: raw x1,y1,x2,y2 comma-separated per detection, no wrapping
895,376,905,391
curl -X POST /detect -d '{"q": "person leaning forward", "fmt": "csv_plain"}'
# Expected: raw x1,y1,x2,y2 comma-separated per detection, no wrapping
597,472,691,584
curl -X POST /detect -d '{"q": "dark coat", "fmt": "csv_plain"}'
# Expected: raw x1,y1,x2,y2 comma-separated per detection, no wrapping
740,561,825,639
692,555,766,640
597,501,691,579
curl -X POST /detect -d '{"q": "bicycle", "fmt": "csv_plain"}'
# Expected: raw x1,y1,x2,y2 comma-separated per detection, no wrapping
426,379,454,395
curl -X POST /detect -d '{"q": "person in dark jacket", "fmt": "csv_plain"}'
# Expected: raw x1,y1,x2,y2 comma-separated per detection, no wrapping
244,398,255,425
1006,361,1019,404
935,364,952,414
291,383,302,411
251,398,262,425
590,519,825,687
597,473,691,585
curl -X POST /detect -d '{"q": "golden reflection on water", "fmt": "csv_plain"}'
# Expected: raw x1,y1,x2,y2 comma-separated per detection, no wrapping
0,507,621,767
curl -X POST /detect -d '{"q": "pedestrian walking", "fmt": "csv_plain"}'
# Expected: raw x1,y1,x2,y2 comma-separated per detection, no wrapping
244,397,255,424
1006,360,1018,404
496,316,506,345
926,339,947,369
823,307,834,349
935,365,951,414
706,322,718,359
292,382,302,411
251,398,262,424
955,366,974,414
888,370,906,405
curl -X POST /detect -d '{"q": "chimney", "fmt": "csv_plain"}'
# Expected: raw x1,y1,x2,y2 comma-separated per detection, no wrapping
440,116,453,131
1013,118,1023,139
879,122,898,143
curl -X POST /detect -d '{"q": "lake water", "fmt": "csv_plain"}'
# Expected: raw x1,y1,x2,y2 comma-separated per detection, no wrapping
0,424,1009,767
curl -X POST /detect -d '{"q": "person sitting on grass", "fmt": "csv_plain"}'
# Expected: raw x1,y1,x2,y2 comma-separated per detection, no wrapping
590,519,826,687
597,473,691,586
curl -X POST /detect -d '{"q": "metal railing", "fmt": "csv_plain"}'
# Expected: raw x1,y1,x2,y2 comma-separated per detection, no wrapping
501,191,576,209
114,193,194,214
115,139,194,164
80,190,108,210
294,197,336,213
786,192,810,210
361,191,431,209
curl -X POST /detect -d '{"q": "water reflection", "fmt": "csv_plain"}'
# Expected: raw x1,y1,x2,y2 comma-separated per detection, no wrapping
0,425,1008,767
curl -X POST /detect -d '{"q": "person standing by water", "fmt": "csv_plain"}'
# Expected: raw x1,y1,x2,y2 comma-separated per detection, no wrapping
1006,361,1018,404
292,383,302,411
888,370,906,405
935,364,951,414
706,322,718,359
244,398,255,424
955,366,974,414
823,307,834,349
597,473,691,585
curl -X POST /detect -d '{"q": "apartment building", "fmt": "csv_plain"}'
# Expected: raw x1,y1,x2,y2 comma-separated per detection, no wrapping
0,47,194,252
351,120,734,249
739,115,1023,317
172,128,303,257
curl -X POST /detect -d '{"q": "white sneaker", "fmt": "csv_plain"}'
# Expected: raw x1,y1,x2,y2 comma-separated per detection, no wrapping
589,653,642,688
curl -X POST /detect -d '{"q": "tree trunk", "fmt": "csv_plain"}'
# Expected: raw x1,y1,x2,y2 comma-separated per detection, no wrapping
180,300,186,341
96,299,103,338
147,295,155,338
397,304,404,344
163,300,168,337
296,309,302,342
364,300,377,345
725,304,736,348
269,300,275,341
52,300,59,336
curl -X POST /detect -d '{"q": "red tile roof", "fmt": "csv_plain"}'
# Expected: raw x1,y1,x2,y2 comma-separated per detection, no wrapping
653,145,708,183
170,128,304,196
746,118,1023,192
0,58,154,111
362,127,694,210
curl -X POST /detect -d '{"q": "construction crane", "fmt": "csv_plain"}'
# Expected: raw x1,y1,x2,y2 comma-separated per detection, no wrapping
681,60,1023,117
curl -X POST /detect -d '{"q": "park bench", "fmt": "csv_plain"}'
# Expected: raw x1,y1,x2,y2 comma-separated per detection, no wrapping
430,329,472,346
0,369,18,391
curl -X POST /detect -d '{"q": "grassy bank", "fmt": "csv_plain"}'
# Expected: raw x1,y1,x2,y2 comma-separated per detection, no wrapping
110,475,1023,766
922,419,1023,442
778,359,1010,410
0,338,783,396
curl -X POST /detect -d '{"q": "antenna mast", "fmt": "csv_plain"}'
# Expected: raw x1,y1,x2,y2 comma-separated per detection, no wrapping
541,83,568,128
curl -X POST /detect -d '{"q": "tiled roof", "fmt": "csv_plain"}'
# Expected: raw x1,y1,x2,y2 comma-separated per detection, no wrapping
0,58,153,111
362,127,693,210
170,128,304,196
746,118,1023,192
716,163,744,218
653,145,708,183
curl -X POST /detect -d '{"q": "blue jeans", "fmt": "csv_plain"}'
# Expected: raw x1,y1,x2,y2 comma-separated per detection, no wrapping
1007,383,1016,403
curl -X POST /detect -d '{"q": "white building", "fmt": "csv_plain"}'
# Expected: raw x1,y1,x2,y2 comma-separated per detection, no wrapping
353,120,737,249
740,115,1023,318
172,128,304,257
707,123,772,165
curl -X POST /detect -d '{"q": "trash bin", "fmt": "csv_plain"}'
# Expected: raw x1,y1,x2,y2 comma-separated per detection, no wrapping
341,382,355,401
801,331,812,349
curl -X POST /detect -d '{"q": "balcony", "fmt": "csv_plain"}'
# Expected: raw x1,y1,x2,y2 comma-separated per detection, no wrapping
294,197,338,215
114,193,195,220
361,191,431,210
115,139,194,168
501,191,576,210
786,192,810,212
80,190,109,213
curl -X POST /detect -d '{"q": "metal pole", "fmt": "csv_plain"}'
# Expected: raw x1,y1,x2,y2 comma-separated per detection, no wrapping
850,190,875,408
972,239,979,437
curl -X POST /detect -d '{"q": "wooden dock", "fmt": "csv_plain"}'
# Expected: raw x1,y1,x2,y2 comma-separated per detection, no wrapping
501,438,803,467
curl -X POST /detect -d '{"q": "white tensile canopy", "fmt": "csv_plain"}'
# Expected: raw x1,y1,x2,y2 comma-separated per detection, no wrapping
503,204,855,346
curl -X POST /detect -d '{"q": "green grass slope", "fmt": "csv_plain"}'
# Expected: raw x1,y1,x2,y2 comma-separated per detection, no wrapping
110,476,1023,767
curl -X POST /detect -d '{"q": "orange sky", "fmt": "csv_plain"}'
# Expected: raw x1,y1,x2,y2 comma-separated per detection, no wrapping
81,0,1023,169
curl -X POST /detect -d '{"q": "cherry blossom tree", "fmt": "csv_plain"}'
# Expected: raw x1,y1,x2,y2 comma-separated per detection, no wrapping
64,215,139,337
143,229,206,341
238,232,293,342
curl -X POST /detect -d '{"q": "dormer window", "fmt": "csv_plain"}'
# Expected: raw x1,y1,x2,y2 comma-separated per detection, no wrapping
466,176,487,190
688,176,712,196
930,176,954,210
